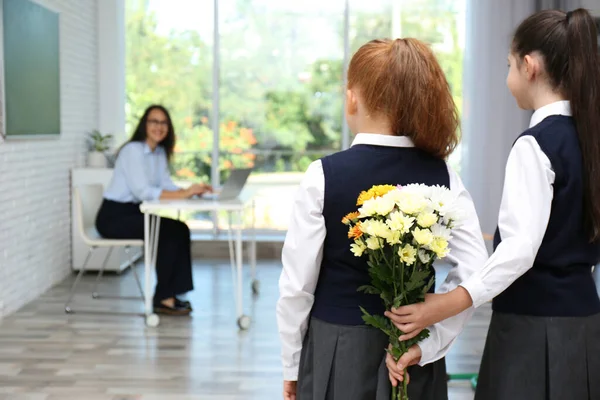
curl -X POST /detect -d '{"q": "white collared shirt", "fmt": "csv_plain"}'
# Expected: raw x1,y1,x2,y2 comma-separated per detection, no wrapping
460,101,571,307
103,141,180,203
276,133,489,380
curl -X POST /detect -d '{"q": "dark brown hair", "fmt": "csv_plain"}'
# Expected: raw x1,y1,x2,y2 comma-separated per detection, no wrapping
347,38,459,159
128,104,176,161
513,9,600,241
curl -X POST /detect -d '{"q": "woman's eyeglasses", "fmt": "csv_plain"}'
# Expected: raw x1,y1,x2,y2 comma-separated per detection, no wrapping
148,119,168,127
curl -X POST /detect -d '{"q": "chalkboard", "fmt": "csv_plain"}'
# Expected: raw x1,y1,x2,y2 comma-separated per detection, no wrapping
2,0,60,137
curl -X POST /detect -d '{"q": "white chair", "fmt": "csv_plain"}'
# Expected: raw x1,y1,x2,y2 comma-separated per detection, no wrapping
65,184,145,313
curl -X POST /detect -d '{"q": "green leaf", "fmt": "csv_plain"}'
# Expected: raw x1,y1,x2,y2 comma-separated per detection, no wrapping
380,292,394,308
387,345,403,361
402,328,431,348
360,307,391,333
357,285,380,295
405,269,431,291
392,294,405,309
422,276,435,294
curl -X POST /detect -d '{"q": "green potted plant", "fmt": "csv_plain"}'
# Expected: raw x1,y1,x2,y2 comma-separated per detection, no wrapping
87,130,113,168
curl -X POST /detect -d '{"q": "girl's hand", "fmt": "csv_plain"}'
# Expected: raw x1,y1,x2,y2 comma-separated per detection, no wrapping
385,293,437,340
385,288,474,341
283,380,297,400
385,293,446,341
386,344,421,385
386,351,405,386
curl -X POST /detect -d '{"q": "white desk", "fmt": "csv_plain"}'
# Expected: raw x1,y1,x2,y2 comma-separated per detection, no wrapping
139,197,257,329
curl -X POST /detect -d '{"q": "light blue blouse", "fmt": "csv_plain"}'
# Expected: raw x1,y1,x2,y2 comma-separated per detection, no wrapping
103,142,180,203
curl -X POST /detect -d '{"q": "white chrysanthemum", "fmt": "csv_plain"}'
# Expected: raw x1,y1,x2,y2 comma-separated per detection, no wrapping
429,185,457,216
443,204,465,224
430,223,452,241
384,188,405,205
386,211,415,234
402,183,433,198
418,249,432,264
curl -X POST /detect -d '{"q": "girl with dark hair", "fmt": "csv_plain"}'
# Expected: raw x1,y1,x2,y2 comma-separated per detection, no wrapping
387,9,600,399
96,105,211,316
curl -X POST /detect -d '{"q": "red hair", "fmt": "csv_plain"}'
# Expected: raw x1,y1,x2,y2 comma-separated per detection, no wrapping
347,38,459,159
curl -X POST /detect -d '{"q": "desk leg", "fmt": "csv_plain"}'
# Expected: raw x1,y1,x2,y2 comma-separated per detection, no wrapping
229,210,250,330
144,213,160,328
227,212,237,300
250,200,259,295
236,210,250,329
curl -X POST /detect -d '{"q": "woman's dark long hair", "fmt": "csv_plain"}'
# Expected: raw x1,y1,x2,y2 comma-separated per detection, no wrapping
513,8,600,242
126,104,176,161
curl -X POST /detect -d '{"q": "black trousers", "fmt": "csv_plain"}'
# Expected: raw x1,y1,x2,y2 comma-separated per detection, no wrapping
95,199,194,303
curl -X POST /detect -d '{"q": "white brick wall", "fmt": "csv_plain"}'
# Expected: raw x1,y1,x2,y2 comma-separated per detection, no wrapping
0,0,98,318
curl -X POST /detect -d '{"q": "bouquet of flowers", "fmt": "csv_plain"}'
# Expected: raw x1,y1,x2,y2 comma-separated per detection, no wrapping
343,184,462,400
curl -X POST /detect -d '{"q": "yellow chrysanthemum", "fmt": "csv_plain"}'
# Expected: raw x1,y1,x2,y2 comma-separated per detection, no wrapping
399,244,417,266
386,230,402,245
386,211,415,234
417,212,438,228
356,185,397,206
350,240,367,257
348,223,363,239
342,211,361,225
365,236,382,250
429,238,450,258
413,227,434,247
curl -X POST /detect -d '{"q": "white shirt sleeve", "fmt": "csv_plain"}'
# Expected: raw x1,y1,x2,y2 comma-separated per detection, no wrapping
276,160,326,381
460,135,555,307
160,156,181,192
417,164,489,365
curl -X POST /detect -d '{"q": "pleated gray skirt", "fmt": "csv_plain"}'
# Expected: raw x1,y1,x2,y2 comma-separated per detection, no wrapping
297,317,448,400
475,311,600,400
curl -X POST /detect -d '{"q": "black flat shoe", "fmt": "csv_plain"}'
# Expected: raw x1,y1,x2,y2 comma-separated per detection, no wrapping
153,303,191,316
175,297,192,310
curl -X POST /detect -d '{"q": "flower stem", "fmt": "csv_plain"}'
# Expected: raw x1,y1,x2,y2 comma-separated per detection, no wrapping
402,378,408,400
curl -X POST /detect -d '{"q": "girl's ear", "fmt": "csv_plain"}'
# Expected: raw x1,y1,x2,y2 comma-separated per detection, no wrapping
346,89,358,115
522,54,540,81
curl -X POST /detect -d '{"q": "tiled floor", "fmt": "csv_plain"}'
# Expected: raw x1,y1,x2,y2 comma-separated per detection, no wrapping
0,261,491,399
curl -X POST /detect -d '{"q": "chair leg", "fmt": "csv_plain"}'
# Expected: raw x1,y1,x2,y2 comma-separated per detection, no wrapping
92,247,113,299
127,246,145,302
65,247,95,313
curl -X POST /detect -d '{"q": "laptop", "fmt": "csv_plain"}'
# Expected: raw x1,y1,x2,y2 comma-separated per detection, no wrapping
198,168,252,201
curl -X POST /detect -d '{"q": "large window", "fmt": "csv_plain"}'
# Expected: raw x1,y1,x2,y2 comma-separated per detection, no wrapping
217,0,345,230
125,0,465,232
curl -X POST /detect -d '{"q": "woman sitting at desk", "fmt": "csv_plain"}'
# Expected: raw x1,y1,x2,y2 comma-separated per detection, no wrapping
96,104,211,316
